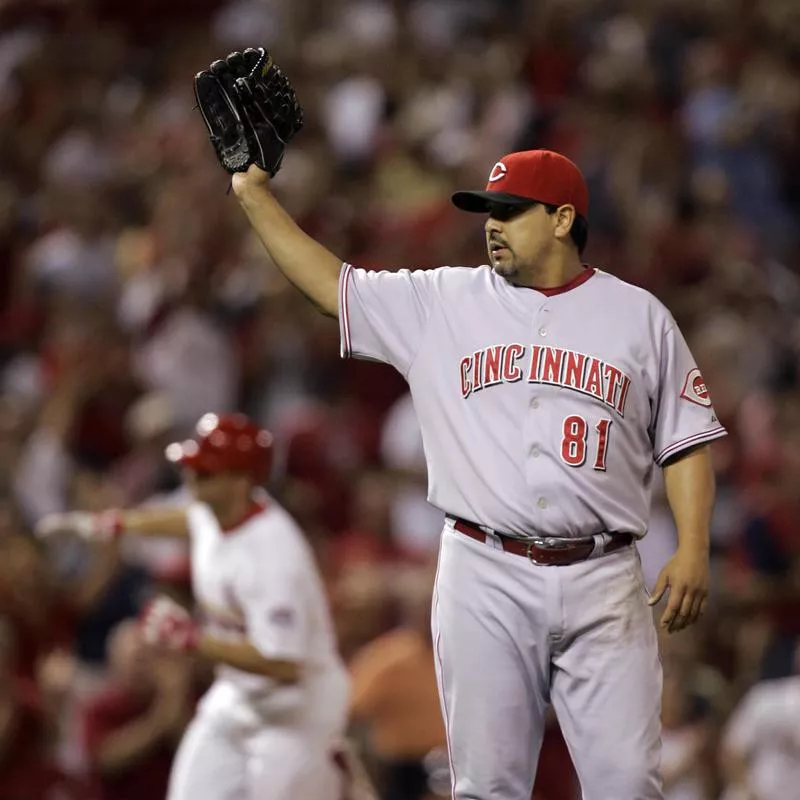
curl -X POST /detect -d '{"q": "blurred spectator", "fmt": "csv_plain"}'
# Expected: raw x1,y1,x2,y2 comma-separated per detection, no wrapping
720,643,800,800
133,271,239,433
530,713,580,800
329,470,404,575
332,563,395,662
80,620,195,800
380,392,444,557
111,390,182,506
660,661,714,800
349,567,444,800
0,533,76,682
0,616,64,799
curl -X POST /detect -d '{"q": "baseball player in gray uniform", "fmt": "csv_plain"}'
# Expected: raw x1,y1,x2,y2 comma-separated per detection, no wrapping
231,149,726,800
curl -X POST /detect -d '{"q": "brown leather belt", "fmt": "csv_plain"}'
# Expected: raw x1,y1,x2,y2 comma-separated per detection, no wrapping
450,517,633,566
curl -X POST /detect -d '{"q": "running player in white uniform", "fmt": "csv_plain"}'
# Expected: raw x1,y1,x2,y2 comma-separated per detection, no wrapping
720,667,800,800
37,412,350,800
230,149,726,800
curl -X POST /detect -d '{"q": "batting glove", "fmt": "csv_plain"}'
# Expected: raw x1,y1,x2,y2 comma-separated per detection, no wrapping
34,510,124,542
140,596,199,652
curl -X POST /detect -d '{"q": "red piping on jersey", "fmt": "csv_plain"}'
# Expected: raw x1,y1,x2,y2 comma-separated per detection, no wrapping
531,266,596,296
655,426,727,466
432,537,457,797
220,497,269,534
340,262,353,357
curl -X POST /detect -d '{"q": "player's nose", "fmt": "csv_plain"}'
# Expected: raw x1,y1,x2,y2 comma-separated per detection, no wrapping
485,217,503,237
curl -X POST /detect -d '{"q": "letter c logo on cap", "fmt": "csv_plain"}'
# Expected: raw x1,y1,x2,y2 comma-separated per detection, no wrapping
488,161,507,182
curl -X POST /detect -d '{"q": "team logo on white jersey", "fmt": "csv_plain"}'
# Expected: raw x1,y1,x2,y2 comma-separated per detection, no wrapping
680,368,711,407
488,161,507,182
268,606,295,628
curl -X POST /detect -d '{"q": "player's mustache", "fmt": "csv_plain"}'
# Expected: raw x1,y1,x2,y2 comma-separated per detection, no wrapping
488,237,510,251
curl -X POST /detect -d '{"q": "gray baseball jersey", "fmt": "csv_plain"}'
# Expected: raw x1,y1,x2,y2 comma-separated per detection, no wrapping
338,262,726,539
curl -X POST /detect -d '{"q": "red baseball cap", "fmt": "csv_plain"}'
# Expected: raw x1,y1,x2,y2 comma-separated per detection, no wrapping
452,150,589,219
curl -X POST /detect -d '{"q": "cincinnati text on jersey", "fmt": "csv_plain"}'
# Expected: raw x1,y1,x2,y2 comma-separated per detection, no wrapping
459,344,632,417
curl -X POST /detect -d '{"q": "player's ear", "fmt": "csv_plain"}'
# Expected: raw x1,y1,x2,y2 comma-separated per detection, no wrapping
553,205,576,242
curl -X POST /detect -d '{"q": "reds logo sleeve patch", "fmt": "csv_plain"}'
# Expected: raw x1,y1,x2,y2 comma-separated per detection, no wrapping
680,368,711,407
268,606,295,627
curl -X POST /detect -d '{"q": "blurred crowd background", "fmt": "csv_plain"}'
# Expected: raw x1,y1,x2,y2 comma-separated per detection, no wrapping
0,0,799,798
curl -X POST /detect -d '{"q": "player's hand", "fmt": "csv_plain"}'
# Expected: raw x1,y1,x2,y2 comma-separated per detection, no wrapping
648,547,709,633
231,162,271,198
140,596,199,652
34,510,123,542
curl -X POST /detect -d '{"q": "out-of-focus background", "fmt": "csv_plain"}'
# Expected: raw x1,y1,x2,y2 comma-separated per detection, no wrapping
0,0,798,798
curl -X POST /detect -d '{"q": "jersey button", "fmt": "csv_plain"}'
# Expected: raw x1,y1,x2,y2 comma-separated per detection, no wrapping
538,327,547,337
537,497,548,509
531,399,540,409
531,447,540,458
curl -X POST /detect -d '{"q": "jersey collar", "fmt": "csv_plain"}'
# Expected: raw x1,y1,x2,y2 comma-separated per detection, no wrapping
220,495,269,534
531,266,596,296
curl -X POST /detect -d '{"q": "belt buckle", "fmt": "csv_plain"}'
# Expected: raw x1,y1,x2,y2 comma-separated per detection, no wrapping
534,537,571,549
526,537,567,564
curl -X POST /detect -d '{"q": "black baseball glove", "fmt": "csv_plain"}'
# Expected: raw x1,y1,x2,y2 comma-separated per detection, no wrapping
194,47,303,175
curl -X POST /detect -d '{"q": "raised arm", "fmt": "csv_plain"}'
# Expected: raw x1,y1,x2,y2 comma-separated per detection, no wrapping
232,165,343,317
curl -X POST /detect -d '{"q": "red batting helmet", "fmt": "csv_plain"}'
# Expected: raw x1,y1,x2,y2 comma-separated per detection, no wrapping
165,412,274,484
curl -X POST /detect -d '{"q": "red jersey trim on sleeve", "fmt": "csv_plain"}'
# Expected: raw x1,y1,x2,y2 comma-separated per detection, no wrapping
655,426,727,465
339,262,353,359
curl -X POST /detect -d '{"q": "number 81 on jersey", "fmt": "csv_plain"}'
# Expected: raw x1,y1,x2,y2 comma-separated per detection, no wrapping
561,415,612,471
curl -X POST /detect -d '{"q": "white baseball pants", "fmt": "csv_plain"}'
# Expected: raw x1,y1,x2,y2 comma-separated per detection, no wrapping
167,711,343,800
432,518,663,800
